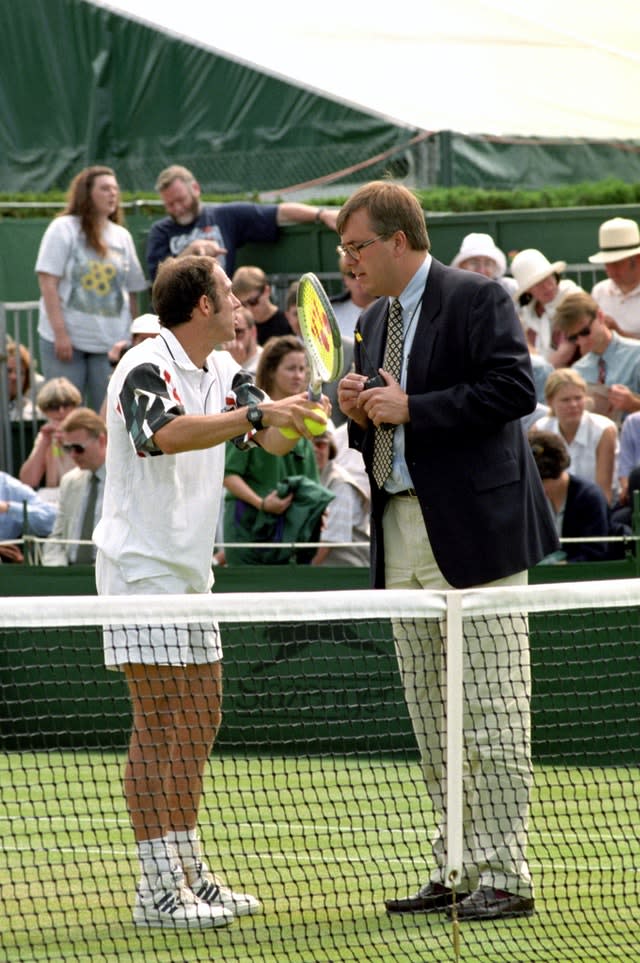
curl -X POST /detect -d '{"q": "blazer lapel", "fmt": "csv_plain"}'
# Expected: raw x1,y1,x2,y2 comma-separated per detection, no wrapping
406,259,442,388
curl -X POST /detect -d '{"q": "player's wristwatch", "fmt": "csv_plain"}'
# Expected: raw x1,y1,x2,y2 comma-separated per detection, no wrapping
246,405,265,432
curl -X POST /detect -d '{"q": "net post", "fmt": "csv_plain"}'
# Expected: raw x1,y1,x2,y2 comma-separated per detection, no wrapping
445,589,464,890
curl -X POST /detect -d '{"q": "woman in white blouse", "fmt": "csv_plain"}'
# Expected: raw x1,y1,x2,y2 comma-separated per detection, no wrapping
530,367,618,504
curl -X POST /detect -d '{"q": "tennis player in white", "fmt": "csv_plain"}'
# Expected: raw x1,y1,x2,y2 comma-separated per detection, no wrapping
94,255,328,928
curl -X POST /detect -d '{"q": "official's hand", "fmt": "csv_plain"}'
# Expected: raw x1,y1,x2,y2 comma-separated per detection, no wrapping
360,369,409,427
337,372,368,427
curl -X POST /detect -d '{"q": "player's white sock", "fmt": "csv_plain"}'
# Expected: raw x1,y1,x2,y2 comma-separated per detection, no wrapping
166,828,202,885
137,836,178,889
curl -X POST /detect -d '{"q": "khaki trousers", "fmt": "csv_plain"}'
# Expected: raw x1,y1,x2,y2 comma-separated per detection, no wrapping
384,496,533,897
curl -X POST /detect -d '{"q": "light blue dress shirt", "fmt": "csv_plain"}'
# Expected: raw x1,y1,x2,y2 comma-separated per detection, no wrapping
385,255,431,493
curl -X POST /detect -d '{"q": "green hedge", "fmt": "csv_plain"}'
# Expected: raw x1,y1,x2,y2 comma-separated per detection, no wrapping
2,178,640,218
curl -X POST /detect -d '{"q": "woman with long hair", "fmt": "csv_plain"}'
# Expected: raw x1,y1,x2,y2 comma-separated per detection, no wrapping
35,165,147,411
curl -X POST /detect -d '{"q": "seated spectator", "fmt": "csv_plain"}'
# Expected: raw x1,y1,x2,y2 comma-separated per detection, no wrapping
42,408,107,566
222,335,320,565
231,266,294,346
6,342,42,422
0,470,57,563
330,254,377,340
530,368,618,504
528,430,611,562
589,217,640,339
220,307,262,374
19,377,81,498
310,421,370,567
511,249,580,367
284,281,301,338
450,232,517,296
554,291,640,421
108,313,162,368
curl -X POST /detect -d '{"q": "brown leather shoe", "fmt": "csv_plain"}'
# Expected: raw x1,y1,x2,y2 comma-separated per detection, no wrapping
385,882,469,914
447,886,534,921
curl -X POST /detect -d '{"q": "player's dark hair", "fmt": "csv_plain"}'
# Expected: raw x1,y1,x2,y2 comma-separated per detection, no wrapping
152,255,218,328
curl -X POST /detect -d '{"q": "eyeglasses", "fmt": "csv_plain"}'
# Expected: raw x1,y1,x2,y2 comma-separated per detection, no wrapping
241,286,265,307
62,442,88,454
336,234,388,262
566,321,594,344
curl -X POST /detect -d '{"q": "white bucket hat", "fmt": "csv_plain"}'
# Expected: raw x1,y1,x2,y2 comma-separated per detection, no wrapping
511,249,566,298
130,313,161,336
588,217,640,264
450,232,507,277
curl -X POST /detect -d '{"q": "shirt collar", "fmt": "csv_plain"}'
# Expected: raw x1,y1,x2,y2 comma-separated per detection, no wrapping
395,254,431,317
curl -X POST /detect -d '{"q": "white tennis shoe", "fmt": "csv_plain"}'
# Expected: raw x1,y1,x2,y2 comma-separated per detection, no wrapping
188,861,262,917
133,867,234,929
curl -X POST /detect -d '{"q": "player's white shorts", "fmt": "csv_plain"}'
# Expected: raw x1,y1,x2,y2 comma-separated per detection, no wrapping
96,553,223,669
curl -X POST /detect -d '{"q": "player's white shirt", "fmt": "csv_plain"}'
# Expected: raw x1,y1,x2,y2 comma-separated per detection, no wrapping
94,330,239,592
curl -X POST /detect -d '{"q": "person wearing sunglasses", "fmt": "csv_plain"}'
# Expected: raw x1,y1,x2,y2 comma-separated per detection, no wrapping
42,407,107,566
554,290,640,420
146,164,338,282
231,265,294,345
19,376,82,497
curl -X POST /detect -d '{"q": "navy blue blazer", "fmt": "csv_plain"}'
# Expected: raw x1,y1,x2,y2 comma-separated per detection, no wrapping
348,258,558,589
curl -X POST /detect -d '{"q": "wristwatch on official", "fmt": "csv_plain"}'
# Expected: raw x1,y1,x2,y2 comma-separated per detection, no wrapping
246,405,265,432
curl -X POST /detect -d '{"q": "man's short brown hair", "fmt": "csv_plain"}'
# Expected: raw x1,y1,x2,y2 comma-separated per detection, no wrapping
155,165,196,193
554,291,599,332
232,266,268,299
336,180,430,252
61,407,106,437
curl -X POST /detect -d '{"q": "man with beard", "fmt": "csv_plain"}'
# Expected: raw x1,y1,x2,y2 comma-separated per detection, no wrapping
146,164,337,281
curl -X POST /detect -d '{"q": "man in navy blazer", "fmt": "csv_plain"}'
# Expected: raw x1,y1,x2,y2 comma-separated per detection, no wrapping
337,182,557,921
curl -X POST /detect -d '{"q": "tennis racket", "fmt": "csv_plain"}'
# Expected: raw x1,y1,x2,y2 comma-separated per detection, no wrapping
296,272,343,401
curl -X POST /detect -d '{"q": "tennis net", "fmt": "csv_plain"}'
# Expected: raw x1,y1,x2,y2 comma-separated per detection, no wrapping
1,581,639,963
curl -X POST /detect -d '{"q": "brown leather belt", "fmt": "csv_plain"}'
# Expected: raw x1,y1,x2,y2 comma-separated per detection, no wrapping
393,489,417,497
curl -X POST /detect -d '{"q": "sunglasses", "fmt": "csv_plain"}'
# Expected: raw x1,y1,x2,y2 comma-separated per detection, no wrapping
566,321,594,344
43,402,75,413
62,442,88,454
241,286,265,307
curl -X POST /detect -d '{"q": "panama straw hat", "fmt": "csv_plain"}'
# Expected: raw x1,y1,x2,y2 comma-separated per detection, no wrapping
511,249,566,298
588,217,640,264
450,232,507,277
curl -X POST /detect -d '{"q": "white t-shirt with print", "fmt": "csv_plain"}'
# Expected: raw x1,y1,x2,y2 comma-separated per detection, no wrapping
36,215,147,352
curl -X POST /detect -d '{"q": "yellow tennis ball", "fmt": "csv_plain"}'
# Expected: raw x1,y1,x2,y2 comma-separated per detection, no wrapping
279,407,327,439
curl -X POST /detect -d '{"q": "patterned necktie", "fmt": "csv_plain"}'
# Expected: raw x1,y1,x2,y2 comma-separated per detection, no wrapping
76,473,99,564
598,356,607,384
372,298,403,488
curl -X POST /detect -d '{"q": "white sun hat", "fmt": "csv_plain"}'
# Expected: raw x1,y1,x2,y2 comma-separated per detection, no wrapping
450,232,507,278
511,249,566,298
